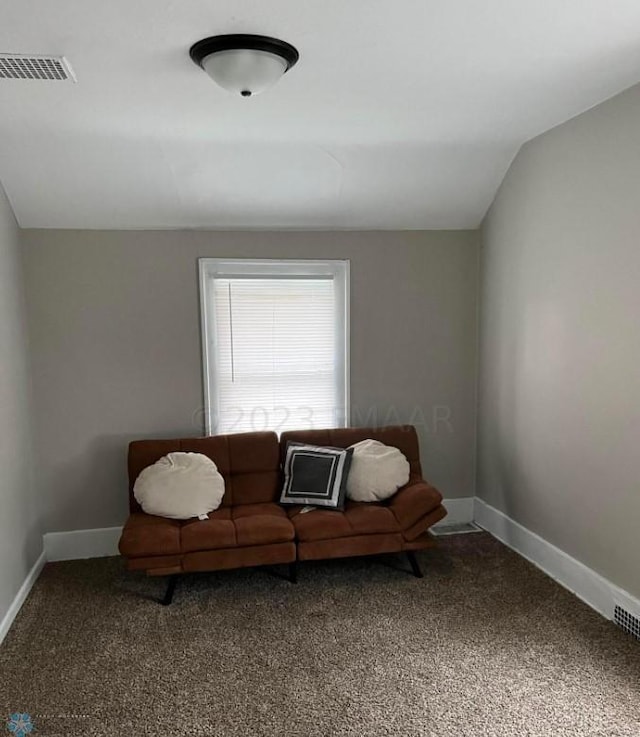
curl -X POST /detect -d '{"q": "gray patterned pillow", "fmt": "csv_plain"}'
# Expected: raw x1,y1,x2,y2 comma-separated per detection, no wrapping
279,442,353,510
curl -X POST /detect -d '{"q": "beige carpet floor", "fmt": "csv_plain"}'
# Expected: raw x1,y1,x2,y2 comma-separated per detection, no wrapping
0,533,638,736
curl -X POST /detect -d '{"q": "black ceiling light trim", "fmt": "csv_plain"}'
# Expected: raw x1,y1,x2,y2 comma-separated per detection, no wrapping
189,34,299,73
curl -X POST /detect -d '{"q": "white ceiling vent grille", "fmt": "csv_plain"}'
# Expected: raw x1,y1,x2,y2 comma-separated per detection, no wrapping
0,54,76,82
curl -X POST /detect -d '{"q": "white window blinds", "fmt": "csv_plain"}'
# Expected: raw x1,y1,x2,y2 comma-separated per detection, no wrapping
200,259,349,435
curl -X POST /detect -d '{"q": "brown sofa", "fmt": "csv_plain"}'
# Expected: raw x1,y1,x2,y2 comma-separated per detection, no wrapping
119,425,447,604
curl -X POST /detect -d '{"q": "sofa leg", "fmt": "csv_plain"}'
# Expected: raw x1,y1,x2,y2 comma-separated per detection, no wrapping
288,561,298,584
406,551,424,579
161,574,179,605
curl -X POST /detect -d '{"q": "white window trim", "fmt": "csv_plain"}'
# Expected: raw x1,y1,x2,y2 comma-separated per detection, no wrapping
199,258,350,435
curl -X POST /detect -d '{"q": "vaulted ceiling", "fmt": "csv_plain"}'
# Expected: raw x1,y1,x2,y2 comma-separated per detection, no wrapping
2,0,640,229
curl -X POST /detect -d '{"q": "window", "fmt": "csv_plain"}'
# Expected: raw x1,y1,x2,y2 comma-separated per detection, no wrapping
199,258,349,435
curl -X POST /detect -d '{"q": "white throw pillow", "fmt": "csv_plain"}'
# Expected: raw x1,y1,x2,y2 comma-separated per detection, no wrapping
134,452,225,520
346,439,410,502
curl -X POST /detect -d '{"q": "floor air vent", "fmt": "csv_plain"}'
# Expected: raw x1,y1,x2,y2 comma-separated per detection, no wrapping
614,605,640,641
0,54,76,81
431,522,483,536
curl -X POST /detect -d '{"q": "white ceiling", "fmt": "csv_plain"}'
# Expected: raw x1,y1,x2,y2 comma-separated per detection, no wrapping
2,0,640,230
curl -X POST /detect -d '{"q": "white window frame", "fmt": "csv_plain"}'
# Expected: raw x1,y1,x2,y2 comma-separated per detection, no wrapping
199,258,350,435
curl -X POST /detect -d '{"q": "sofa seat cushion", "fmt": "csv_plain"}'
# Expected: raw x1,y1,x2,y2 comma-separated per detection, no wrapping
180,504,294,553
232,502,287,520
119,513,182,557
181,509,235,553
289,501,401,542
232,503,295,547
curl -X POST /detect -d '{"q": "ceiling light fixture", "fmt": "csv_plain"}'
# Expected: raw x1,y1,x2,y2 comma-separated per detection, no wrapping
189,34,299,98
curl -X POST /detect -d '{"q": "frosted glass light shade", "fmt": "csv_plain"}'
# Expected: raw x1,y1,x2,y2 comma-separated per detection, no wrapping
201,48,288,97
190,35,299,98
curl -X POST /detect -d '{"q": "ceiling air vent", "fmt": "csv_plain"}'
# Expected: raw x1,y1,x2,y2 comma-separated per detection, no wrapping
0,54,76,81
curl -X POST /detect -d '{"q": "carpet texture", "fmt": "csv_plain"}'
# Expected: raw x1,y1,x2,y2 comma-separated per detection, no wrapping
0,533,638,736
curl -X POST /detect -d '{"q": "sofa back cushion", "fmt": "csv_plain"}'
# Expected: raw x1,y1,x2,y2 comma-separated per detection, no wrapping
128,431,280,512
279,426,422,482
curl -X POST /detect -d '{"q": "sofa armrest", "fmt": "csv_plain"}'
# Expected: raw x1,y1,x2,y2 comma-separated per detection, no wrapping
388,481,443,531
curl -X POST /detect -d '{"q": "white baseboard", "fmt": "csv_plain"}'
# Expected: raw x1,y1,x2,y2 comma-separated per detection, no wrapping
474,497,640,621
43,526,122,562
434,497,475,526
6,499,639,645
0,551,46,646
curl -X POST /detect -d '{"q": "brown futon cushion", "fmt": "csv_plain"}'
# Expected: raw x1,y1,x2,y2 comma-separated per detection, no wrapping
289,501,401,542
119,513,182,557
181,503,295,553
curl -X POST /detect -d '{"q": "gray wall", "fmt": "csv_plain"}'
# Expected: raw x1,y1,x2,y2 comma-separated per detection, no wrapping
478,84,640,599
0,182,41,625
21,229,479,532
